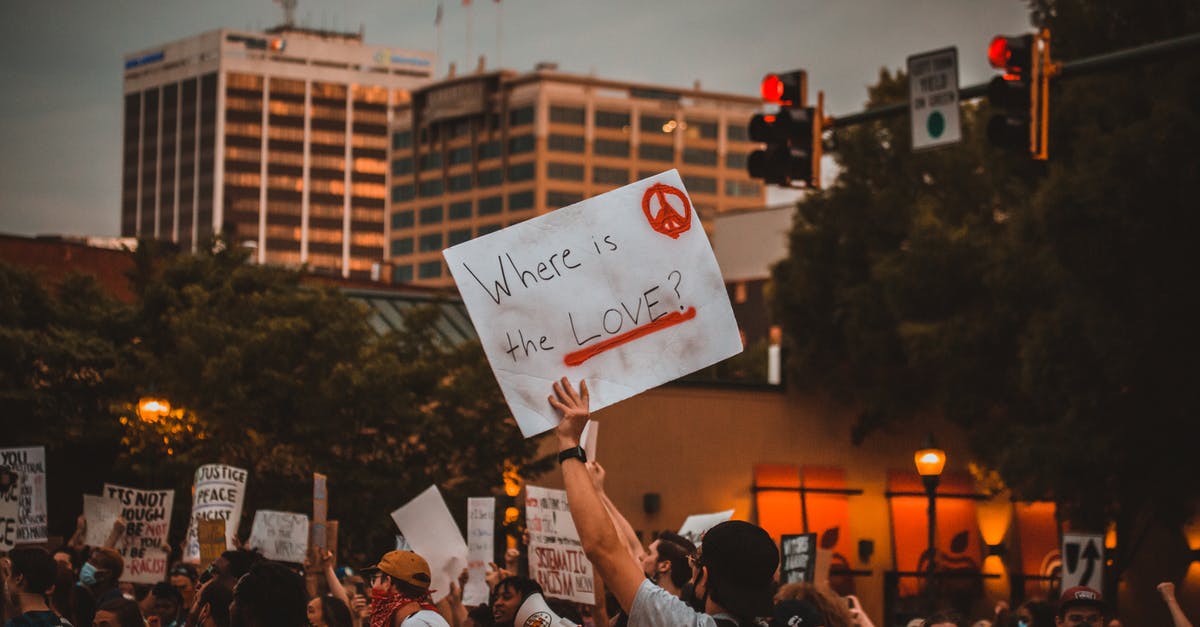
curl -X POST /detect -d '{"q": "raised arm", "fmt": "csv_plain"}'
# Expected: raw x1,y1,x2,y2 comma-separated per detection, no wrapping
1159,582,1194,627
587,461,647,564
549,378,645,612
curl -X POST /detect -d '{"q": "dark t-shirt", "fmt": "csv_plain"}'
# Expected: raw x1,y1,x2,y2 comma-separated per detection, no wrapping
5,610,72,627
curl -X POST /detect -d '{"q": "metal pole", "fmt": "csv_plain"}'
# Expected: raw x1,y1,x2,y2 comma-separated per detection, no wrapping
925,474,939,605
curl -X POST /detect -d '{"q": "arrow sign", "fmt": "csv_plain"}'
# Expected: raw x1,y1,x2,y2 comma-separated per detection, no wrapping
1061,532,1105,591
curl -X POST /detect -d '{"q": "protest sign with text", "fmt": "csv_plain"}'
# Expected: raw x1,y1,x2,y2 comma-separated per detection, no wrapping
0,469,20,551
0,447,48,543
464,497,495,606
525,485,593,604
198,519,227,568
83,495,123,548
390,485,468,603
677,509,735,546
248,510,309,563
780,533,818,583
102,483,174,584
443,170,742,437
183,464,248,563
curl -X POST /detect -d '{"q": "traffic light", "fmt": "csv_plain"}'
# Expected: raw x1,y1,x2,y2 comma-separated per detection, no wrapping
987,30,1054,159
747,71,823,188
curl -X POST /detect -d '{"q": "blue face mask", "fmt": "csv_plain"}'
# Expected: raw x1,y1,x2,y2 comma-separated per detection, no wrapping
1019,620,1030,627
79,562,99,586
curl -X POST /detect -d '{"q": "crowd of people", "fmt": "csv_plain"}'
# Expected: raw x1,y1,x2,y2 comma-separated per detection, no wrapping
2,379,1197,627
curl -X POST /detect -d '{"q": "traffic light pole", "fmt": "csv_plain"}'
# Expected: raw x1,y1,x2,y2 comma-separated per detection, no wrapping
825,31,1200,130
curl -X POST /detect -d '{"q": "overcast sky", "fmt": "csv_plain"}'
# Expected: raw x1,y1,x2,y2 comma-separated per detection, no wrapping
0,0,1030,238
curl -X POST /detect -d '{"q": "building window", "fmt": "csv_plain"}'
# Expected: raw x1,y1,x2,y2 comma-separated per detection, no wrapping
725,152,747,169
478,223,502,236
392,210,415,229
725,180,761,197
595,110,630,129
727,124,749,142
419,205,443,224
683,175,717,194
547,162,584,181
478,167,503,187
509,190,535,210
449,228,472,246
549,134,585,153
419,233,443,252
479,196,503,215
392,158,414,175
449,200,473,220
448,119,471,138
549,105,585,125
419,152,442,170
393,265,414,282
390,237,414,256
594,139,629,157
508,135,535,154
546,190,583,207
418,260,442,279
592,166,629,185
448,146,472,165
478,140,501,160
640,114,675,134
688,120,718,139
448,173,472,192
638,143,674,162
508,106,534,126
508,162,535,182
392,185,415,202
393,131,412,149
418,179,443,197
683,147,718,166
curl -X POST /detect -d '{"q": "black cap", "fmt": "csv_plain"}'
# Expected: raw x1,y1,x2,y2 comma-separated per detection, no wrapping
772,600,827,627
699,521,779,619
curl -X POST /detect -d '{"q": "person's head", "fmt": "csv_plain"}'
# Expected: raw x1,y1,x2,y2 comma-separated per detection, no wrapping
641,532,696,592
464,604,493,627
169,564,199,607
1016,601,1055,627
306,594,353,627
196,577,234,627
922,611,966,627
95,598,146,627
230,562,307,627
216,550,263,581
366,551,432,599
774,582,853,627
51,559,76,616
490,576,542,627
689,521,779,622
1056,587,1106,627
148,581,184,626
771,599,827,627
82,548,125,590
4,545,58,603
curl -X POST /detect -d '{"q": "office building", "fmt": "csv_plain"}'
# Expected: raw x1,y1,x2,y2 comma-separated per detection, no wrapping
122,26,434,277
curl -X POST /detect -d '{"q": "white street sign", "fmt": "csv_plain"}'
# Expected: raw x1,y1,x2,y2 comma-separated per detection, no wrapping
908,47,962,150
1061,532,1105,591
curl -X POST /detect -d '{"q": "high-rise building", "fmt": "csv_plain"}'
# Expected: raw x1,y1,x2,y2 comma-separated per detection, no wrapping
122,27,434,278
387,66,766,286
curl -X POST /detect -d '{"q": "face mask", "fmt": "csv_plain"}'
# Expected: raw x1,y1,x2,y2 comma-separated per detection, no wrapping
1018,621,1029,627
79,563,99,586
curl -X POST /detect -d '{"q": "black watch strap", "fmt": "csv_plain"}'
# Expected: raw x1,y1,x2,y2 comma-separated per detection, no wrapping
557,445,587,465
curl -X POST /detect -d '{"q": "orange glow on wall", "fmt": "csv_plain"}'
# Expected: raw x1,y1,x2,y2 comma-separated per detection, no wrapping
804,466,854,594
1014,501,1059,601
753,464,803,541
887,471,983,598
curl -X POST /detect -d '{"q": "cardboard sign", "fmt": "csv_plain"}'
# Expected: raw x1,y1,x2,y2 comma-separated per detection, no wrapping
677,509,735,545
248,510,309,563
183,464,248,563
312,473,329,551
324,520,339,565
102,483,174,584
197,518,227,568
780,533,817,583
0,468,20,551
0,447,48,543
525,485,594,604
464,497,495,606
443,170,742,437
83,495,123,548
390,485,468,603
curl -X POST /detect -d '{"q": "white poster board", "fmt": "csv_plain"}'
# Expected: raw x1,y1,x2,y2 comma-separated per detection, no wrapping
581,421,599,462
677,509,735,545
444,170,742,437
389,485,468,603
0,447,48,543
464,497,496,606
184,464,248,563
83,494,124,548
0,469,20,551
102,483,174,583
525,485,594,604
248,510,310,563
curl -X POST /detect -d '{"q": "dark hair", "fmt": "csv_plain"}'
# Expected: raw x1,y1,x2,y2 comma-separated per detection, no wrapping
199,578,234,627
170,563,200,582
91,548,125,583
96,598,146,627
387,576,431,599
233,562,307,627
466,605,493,627
490,576,543,605
220,549,264,580
1019,601,1055,627
923,611,966,627
152,581,185,606
317,595,354,627
8,546,58,594
653,532,697,590
51,560,75,617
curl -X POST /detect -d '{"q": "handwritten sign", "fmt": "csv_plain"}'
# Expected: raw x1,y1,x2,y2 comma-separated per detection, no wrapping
0,447,48,543
525,485,593,604
0,468,20,551
781,533,817,583
443,170,742,437
102,483,174,584
677,509,735,546
183,464,248,563
390,485,468,603
83,495,123,547
464,497,495,606
198,519,227,568
312,473,328,551
248,510,309,563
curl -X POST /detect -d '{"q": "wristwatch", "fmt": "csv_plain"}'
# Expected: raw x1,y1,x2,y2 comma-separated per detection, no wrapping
557,445,587,465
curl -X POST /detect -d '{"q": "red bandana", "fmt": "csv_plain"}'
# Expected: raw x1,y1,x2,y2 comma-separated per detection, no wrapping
369,588,439,627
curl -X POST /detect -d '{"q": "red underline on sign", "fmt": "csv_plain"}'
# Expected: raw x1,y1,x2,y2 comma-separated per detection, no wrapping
563,306,697,367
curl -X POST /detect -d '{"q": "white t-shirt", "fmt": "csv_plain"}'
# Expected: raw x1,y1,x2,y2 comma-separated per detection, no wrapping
628,580,718,627
401,609,451,627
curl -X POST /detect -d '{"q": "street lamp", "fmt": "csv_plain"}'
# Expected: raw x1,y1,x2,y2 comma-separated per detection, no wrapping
136,396,172,423
914,436,946,596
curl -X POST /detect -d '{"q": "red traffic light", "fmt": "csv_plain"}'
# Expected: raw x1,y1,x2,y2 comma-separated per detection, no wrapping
988,36,1011,69
760,71,806,105
761,74,785,103
988,34,1033,73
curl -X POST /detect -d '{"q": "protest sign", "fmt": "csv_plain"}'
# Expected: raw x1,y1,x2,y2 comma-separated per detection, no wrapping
183,464,248,563
390,485,468,603
444,170,742,437
197,519,227,568
83,494,123,548
780,533,818,583
312,473,328,551
0,469,20,551
248,510,309,563
525,485,594,604
0,446,48,543
102,483,174,584
581,421,599,462
324,520,339,564
464,497,495,606
677,509,735,545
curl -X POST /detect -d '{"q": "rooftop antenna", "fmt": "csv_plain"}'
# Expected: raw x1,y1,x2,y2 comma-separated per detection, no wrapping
278,0,298,27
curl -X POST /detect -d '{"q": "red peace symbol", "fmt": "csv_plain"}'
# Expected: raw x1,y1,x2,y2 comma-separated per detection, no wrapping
641,183,693,239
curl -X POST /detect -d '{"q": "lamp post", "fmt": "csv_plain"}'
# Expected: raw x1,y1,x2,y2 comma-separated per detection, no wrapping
914,437,946,599
136,396,171,423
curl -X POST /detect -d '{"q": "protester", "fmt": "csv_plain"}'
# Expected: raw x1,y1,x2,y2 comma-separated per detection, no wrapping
169,565,199,611
1158,582,1194,627
3,546,71,627
93,598,145,627
774,583,853,627
193,579,233,627
1056,587,1105,627
1012,601,1054,627
74,548,125,627
638,532,695,600
489,577,542,627
143,582,184,627
549,377,780,627
230,562,307,627
772,599,828,627
307,595,354,627
365,551,448,627
921,612,965,627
